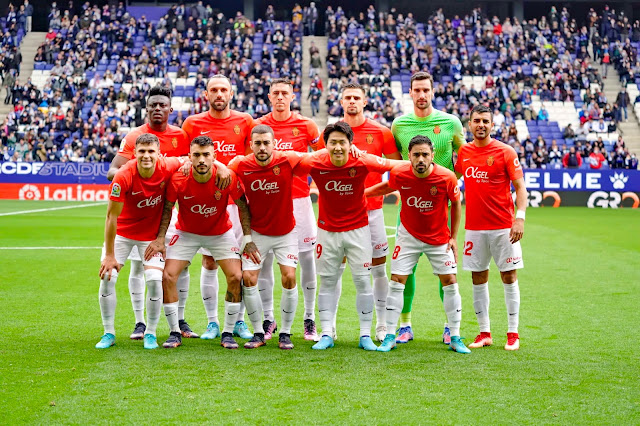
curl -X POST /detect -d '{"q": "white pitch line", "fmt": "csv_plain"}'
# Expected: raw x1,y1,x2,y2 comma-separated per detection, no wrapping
384,226,395,230
0,246,102,250
0,202,105,217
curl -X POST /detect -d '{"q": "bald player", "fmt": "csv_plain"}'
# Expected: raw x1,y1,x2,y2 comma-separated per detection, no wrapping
181,74,255,341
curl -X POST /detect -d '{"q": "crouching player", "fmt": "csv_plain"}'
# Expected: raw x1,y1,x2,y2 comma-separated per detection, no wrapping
365,135,469,353
96,134,183,349
146,135,256,349
229,124,311,350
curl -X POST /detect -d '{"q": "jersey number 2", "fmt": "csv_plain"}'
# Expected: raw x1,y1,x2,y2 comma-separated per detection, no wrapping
463,241,473,256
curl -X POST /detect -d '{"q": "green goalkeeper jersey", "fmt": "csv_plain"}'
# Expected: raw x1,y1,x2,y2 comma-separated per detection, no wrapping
391,109,466,171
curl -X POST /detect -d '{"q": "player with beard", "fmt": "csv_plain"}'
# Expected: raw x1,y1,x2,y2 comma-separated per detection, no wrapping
145,136,256,350
105,85,229,341
254,78,322,341
365,135,469,354
391,72,466,345
455,105,527,351
181,75,255,341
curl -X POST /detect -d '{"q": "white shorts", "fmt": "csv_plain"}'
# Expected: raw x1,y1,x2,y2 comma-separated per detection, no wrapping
102,235,165,269
368,208,389,258
199,204,242,257
391,224,457,276
126,208,179,262
168,229,241,262
462,229,524,272
293,196,317,252
242,229,299,271
316,226,372,276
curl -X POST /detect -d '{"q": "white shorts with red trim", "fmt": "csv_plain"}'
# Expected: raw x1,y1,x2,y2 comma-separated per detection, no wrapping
315,226,372,276
199,204,242,257
102,235,165,269
462,229,524,272
293,196,317,252
368,208,389,258
168,229,241,262
391,224,457,276
242,229,299,271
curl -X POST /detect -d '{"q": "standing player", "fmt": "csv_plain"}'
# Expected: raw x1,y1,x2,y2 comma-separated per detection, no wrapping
146,135,256,350
229,125,311,349
364,135,469,354
391,71,466,345
254,78,322,340
455,105,527,351
96,134,182,350
181,75,254,341
336,82,401,342
106,85,228,341
295,122,405,351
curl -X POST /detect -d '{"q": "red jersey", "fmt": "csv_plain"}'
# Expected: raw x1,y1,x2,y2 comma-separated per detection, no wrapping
388,163,460,245
166,167,243,236
455,140,523,231
117,123,190,159
109,157,182,241
297,151,392,232
181,110,254,165
255,112,321,199
229,150,303,236
320,119,397,210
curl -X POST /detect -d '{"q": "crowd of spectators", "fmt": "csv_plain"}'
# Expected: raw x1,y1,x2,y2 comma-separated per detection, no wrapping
0,2,303,163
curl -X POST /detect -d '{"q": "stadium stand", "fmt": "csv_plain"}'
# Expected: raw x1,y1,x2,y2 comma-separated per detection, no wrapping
0,2,637,169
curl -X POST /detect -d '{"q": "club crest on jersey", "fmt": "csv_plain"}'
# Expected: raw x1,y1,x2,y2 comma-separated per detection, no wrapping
349,168,357,177
234,125,240,135
487,156,495,166
430,186,438,196
111,183,121,198
433,125,441,135
160,181,165,188
292,127,300,136
171,138,178,148
273,165,281,175
214,190,222,200
366,134,374,144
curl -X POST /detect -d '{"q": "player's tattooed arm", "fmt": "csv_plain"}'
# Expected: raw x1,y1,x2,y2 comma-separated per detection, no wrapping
214,160,231,189
510,177,527,243
100,200,124,279
235,195,261,264
144,200,175,261
106,155,129,181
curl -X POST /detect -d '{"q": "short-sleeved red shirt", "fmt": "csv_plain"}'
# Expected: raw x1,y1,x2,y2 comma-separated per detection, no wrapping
388,163,460,245
109,157,182,241
455,140,523,230
297,151,392,232
117,123,190,159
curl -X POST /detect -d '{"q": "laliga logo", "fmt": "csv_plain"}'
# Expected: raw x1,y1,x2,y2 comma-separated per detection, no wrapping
274,138,293,150
212,140,236,153
325,181,353,192
19,184,41,200
191,204,218,215
407,196,433,209
251,179,280,191
137,195,163,208
465,167,489,179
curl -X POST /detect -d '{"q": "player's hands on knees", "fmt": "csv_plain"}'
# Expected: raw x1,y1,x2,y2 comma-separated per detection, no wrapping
215,164,231,189
145,237,165,261
510,219,524,244
349,144,363,158
243,242,261,264
100,255,121,280
447,238,458,263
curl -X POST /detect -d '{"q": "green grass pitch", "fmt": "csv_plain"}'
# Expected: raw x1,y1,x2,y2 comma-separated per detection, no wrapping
0,200,639,423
